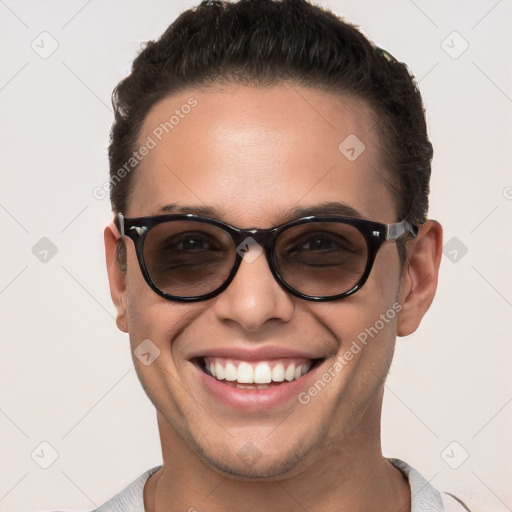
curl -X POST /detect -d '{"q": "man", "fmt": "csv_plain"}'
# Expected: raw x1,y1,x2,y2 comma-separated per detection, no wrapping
94,0,467,510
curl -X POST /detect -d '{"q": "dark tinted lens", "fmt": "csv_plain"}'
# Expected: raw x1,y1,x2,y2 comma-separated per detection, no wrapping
274,222,368,297
143,221,235,297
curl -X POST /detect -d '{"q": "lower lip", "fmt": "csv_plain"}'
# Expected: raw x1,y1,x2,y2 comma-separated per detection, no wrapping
193,360,323,411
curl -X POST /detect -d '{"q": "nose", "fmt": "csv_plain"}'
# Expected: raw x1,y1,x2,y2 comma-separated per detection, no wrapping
211,243,295,332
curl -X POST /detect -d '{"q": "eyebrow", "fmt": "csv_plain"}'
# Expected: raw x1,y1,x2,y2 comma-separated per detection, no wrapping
157,201,363,223
280,202,363,221
158,203,220,216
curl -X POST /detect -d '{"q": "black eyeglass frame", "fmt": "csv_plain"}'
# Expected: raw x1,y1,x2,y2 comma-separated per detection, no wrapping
115,212,418,303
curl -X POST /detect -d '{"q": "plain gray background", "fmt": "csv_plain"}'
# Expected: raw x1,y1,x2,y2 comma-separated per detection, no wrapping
0,1,511,511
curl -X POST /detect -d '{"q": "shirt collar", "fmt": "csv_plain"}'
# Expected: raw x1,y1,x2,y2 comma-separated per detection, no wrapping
389,458,444,511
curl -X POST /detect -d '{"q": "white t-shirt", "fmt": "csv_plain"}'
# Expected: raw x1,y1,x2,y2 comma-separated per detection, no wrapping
51,458,471,511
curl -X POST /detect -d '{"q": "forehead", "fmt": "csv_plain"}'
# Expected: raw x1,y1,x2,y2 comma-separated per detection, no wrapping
128,84,396,226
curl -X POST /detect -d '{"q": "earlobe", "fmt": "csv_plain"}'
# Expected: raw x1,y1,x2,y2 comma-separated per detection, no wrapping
396,220,443,337
104,220,129,333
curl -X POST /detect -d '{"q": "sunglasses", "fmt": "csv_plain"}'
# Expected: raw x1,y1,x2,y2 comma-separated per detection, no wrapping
115,212,418,302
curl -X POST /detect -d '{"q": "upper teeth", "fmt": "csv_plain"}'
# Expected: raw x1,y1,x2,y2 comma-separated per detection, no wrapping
204,357,313,384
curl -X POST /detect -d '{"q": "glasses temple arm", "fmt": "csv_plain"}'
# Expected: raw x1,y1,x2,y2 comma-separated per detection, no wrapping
385,220,418,241
115,213,125,236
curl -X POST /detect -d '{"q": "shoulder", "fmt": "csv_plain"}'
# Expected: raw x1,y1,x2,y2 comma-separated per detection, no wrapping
45,466,161,512
90,466,161,512
388,458,473,511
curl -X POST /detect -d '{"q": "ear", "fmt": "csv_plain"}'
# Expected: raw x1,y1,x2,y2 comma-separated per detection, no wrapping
396,220,443,337
104,219,129,333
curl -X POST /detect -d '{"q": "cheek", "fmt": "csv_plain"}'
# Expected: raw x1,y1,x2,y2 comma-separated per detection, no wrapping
312,246,402,366
126,293,199,349
366,242,402,301
124,281,153,336
313,299,398,352
124,287,210,391
123,246,171,334
124,301,203,416
124,243,148,292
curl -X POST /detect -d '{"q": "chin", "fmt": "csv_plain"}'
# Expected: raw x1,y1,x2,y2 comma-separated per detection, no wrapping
190,432,318,481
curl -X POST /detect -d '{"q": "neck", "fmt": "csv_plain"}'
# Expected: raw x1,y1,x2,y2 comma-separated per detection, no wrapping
144,403,410,512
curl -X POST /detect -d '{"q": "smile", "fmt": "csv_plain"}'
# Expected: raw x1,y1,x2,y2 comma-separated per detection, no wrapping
200,356,319,388
192,355,325,409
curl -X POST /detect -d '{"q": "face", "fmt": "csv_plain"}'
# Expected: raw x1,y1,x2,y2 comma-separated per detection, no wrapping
105,83,438,479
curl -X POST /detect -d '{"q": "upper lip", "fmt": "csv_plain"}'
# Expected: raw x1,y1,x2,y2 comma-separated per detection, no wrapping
187,345,325,361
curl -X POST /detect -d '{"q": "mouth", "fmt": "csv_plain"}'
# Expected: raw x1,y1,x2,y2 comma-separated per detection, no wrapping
196,356,323,389
190,355,326,411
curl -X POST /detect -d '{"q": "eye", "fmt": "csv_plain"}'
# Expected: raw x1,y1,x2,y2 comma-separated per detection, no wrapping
297,235,345,251
175,234,213,251
278,230,363,268
165,232,222,252
288,232,354,254
150,232,228,272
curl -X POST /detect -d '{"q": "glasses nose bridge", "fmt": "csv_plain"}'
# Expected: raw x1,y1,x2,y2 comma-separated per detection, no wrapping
235,226,277,254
